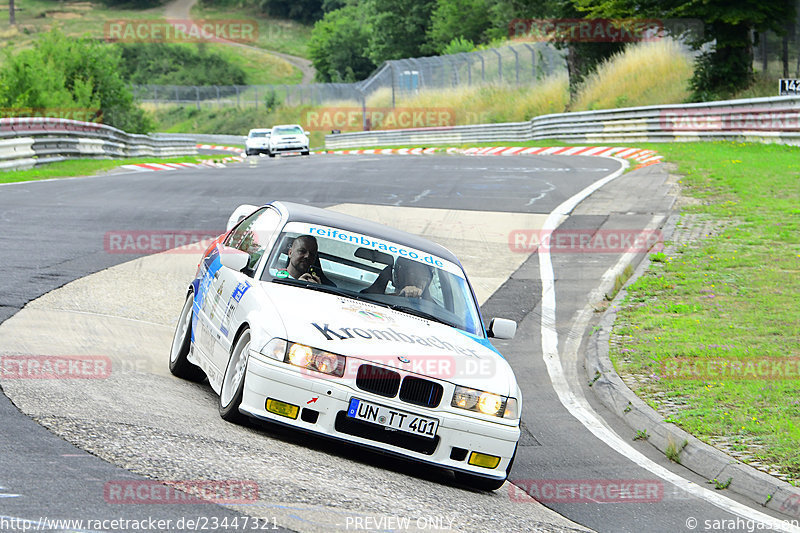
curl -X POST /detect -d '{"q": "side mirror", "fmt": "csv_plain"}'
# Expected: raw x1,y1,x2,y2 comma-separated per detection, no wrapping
304,131,310,136
219,246,249,272
226,204,258,231
487,318,516,339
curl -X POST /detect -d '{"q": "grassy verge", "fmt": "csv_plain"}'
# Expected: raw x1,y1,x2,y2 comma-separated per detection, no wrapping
0,154,226,184
191,4,312,58
609,141,800,482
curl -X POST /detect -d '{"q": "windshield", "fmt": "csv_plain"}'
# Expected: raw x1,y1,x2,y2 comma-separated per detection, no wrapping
249,131,269,138
273,126,303,135
262,222,483,336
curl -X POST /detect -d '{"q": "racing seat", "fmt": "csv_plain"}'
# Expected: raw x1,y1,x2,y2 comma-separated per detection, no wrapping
360,262,432,298
360,265,392,294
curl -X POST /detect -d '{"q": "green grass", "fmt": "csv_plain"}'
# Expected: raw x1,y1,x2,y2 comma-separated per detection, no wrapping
0,154,226,184
205,43,301,85
610,141,800,482
191,3,312,58
0,1,305,84
148,104,329,147
0,0,166,52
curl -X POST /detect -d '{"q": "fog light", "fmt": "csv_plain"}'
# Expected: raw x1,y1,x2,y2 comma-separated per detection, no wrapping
266,398,299,419
468,452,501,469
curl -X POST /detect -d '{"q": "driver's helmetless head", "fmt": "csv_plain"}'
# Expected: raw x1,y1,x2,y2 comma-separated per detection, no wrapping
287,235,318,278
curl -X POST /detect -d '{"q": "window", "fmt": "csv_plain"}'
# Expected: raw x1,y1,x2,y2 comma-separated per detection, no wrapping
262,222,483,335
224,207,281,276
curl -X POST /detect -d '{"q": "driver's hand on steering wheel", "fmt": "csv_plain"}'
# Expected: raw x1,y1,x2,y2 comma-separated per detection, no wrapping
398,285,423,298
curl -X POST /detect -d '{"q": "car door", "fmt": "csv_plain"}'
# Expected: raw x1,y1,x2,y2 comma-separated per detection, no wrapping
208,207,282,386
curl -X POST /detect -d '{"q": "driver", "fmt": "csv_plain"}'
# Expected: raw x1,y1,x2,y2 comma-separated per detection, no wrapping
283,235,322,283
392,257,434,298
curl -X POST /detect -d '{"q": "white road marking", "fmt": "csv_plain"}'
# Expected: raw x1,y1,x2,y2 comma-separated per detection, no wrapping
537,156,800,532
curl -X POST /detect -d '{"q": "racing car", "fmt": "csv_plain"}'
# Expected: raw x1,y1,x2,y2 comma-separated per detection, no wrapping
169,201,521,490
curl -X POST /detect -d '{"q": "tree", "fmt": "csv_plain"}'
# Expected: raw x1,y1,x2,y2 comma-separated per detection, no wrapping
260,0,324,23
0,29,152,133
367,0,437,62
573,0,798,99
427,0,493,54
308,5,376,81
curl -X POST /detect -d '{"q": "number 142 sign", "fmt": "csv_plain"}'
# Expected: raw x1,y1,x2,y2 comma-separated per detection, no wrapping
779,79,800,95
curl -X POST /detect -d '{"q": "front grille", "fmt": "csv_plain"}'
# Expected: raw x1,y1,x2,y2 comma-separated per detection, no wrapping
399,376,443,408
356,364,400,398
334,412,439,455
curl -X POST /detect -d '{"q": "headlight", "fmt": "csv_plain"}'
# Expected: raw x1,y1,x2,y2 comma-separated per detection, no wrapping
285,342,345,377
259,338,287,361
452,386,517,419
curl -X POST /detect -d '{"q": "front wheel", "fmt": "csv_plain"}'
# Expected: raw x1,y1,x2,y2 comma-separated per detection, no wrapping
301,149,310,156
219,328,250,424
169,292,206,382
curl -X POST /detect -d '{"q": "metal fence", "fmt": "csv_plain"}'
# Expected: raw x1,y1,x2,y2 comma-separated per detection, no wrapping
0,118,196,171
132,42,567,109
323,95,800,148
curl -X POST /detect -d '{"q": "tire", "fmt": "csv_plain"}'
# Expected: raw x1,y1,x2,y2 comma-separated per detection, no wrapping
454,444,517,491
268,152,276,158
245,150,252,156
169,291,206,382
301,150,310,156
219,328,250,424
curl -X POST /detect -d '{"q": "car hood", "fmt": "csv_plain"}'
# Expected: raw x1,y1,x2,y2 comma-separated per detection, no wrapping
260,282,517,396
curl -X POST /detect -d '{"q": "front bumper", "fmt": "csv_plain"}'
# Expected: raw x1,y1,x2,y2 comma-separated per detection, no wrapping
246,146,270,154
270,143,308,153
240,354,520,480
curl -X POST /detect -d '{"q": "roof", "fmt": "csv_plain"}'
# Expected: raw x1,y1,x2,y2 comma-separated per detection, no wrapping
270,201,461,266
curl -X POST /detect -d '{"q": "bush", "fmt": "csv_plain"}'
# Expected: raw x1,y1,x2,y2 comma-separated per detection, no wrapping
116,43,247,86
0,29,152,133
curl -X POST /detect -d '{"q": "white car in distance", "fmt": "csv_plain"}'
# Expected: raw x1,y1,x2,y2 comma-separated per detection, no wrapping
245,128,271,156
268,124,310,157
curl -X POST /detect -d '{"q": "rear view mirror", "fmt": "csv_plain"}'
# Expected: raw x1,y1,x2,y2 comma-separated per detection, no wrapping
487,318,516,339
355,247,394,266
219,246,249,271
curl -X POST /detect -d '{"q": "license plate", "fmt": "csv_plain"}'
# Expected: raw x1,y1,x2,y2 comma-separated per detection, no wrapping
347,398,439,439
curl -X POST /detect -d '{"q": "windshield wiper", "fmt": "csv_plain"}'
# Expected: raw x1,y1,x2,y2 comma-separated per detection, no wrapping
389,304,458,329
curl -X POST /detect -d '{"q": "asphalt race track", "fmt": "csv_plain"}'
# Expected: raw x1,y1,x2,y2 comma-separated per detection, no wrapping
1,154,797,532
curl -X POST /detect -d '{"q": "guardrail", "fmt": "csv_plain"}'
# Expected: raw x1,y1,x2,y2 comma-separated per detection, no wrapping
0,118,197,171
325,95,800,148
153,133,246,146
